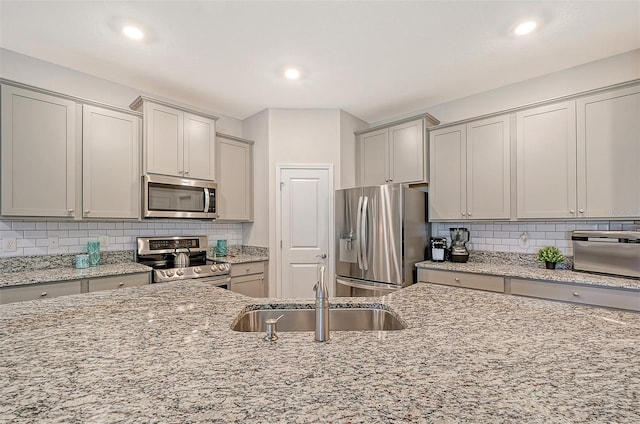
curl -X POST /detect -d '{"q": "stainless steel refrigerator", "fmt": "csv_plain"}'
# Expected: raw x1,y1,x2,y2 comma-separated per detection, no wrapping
335,184,428,297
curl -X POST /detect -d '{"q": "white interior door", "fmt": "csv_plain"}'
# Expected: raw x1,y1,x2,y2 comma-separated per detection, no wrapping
278,166,332,298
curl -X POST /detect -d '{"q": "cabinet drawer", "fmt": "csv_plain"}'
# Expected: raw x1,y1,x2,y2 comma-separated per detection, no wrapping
230,262,265,277
511,278,640,312
0,280,82,304
230,274,264,297
418,269,504,293
88,273,150,292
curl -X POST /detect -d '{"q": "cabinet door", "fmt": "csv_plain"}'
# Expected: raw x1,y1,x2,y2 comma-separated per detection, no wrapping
83,105,141,219
230,274,264,297
144,102,183,177
359,129,388,186
429,125,466,220
217,136,253,221
577,86,640,218
389,119,425,184
1,85,77,217
466,115,511,219
516,101,577,219
184,112,216,180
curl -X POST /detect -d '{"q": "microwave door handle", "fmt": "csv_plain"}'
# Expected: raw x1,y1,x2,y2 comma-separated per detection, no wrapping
356,195,364,270
361,195,369,271
204,188,211,213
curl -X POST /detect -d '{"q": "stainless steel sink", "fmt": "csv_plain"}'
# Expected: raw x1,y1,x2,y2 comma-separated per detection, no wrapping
232,307,406,332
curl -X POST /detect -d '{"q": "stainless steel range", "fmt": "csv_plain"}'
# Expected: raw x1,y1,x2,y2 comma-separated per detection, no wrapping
135,236,230,287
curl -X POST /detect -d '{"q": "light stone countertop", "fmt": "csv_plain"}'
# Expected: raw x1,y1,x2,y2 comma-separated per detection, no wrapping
1,281,639,423
208,254,269,264
0,263,152,288
416,260,640,291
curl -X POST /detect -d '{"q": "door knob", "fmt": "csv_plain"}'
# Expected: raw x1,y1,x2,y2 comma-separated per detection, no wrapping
316,253,327,259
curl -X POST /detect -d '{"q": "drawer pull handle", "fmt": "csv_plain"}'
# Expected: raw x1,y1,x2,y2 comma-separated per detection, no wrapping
572,292,579,297
40,291,47,297
119,282,125,287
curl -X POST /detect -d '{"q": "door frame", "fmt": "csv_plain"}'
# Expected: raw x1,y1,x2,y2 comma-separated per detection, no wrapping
275,164,334,298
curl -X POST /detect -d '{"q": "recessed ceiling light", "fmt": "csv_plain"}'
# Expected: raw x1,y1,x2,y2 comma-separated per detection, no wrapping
514,21,537,36
284,68,301,80
122,25,144,40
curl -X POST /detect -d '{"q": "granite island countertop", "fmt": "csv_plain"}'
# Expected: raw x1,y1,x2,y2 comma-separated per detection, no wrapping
0,262,152,288
1,281,639,423
416,260,640,291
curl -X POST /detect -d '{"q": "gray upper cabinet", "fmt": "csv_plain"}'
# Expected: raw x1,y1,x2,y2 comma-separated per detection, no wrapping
429,115,511,221
216,133,254,222
1,81,142,220
576,85,640,219
82,105,141,219
357,118,429,186
1,84,78,218
516,101,577,219
132,97,217,181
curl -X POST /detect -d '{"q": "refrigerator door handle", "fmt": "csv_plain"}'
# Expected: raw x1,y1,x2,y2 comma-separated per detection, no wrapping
356,195,364,270
361,195,369,271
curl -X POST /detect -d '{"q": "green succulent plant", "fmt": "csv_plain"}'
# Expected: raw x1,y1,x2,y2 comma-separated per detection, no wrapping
536,246,566,264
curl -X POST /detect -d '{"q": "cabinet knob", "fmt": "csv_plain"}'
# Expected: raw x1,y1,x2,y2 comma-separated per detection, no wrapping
570,210,575,214
389,179,393,182
119,282,124,287
578,209,584,214
84,210,90,214
246,268,250,272
68,209,74,214
461,212,466,216
467,212,472,217
184,171,190,175
40,291,47,297
454,277,460,282
572,292,579,297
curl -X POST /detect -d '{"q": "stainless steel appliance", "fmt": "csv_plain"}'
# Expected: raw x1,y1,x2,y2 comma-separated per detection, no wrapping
135,235,230,287
335,184,428,297
449,227,470,263
143,174,218,219
430,237,448,262
571,231,640,279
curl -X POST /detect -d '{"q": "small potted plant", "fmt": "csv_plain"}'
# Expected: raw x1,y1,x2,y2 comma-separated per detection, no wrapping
536,246,565,269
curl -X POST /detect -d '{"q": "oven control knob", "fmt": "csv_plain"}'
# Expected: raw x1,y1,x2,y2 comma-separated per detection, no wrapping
194,267,202,274
224,263,230,271
210,265,217,272
176,269,184,276
166,270,174,277
218,264,226,271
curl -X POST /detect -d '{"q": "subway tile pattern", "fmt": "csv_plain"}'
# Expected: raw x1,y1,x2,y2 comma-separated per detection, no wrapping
0,219,244,257
432,220,639,256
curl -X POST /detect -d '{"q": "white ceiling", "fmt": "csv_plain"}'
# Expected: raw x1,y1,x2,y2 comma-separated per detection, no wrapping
1,1,638,123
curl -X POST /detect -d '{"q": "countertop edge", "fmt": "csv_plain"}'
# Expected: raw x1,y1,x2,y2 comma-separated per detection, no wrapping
415,261,640,291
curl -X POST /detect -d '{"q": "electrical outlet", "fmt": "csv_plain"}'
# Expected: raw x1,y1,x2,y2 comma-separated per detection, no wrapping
48,237,59,248
98,235,109,248
3,237,17,252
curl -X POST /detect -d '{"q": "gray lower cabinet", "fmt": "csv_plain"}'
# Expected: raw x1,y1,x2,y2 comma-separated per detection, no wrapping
418,269,505,293
0,272,151,304
87,273,151,292
510,278,639,312
230,262,266,297
0,280,82,304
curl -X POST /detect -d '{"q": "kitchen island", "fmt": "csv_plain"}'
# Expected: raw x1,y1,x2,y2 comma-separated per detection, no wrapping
1,281,638,423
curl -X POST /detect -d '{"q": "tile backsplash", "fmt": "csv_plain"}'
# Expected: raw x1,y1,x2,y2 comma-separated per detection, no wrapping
0,219,243,257
432,220,639,256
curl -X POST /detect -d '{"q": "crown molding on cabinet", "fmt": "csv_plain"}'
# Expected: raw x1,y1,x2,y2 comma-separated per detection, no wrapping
130,95,219,121
354,112,440,136
428,78,640,131
0,78,142,117
216,132,255,145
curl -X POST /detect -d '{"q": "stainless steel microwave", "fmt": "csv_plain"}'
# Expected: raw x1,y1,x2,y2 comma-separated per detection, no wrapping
143,175,217,219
